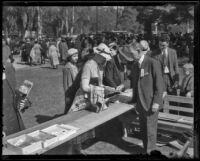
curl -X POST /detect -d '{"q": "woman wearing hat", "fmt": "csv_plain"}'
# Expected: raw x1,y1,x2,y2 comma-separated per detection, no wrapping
48,41,60,69
63,48,79,114
180,63,194,97
69,43,112,112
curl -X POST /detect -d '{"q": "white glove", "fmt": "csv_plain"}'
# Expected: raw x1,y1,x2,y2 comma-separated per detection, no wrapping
152,103,159,112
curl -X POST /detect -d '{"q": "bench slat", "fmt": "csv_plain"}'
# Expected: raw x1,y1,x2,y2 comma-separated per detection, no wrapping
158,112,193,121
164,105,194,113
164,95,193,104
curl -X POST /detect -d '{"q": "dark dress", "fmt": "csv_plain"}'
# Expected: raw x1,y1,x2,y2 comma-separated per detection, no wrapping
3,62,25,136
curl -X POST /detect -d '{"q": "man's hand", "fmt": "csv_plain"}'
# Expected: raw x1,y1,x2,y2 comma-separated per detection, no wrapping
173,81,179,89
162,91,167,99
152,103,159,112
116,84,125,92
3,131,6,137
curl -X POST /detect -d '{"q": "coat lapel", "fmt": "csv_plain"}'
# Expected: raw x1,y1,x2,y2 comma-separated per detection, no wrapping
140,55,149,76
167,48,173,76
138,56,149,111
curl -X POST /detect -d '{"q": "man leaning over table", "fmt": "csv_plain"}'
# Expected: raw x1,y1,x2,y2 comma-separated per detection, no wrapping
129,42,164,154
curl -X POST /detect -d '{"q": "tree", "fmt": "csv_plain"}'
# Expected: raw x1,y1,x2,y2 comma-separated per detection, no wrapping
135,6,166,40
161,4,194,33
118,6,140,32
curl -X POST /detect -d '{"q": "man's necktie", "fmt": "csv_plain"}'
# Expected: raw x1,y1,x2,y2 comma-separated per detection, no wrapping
163,49,167,66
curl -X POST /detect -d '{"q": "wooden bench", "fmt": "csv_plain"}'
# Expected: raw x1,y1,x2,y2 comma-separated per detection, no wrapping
119,95,194,137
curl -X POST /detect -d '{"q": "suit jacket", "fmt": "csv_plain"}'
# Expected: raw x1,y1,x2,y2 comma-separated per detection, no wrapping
151,47,179,83
104,55,131,89
3,62,25,135
103,56,122,88
131,56,164,112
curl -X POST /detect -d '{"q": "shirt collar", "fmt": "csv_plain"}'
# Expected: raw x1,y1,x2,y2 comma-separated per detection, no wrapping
162,48,168,56
138,54,145,67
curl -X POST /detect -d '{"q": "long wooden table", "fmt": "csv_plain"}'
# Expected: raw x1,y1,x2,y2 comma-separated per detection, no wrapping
2,102,135,155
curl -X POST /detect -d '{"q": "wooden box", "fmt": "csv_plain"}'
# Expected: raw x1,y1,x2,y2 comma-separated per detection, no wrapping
41,124,78,141
6,134,42,154
27,130,58,148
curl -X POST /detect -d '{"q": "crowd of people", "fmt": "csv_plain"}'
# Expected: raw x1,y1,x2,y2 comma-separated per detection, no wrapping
2,30,194,156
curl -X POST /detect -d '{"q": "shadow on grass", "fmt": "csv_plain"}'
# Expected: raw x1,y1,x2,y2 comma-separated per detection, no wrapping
81,118,145,154
40,66,55,69
16,62,28,65
35,113,65,124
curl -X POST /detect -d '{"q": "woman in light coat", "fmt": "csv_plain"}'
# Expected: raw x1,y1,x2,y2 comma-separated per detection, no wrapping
31,40,42,65
48,42,60,69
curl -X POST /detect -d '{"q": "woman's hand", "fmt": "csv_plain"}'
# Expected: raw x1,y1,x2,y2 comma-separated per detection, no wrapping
116,84,125,92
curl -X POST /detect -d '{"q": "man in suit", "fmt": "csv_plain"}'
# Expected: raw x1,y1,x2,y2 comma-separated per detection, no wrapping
129,42,164,154
151,34,179,96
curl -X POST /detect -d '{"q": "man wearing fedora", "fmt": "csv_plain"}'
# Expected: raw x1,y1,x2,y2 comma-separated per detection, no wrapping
129,43,164,154
103,44,134,91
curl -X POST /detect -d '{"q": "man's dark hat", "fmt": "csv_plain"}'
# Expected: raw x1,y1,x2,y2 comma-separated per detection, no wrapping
118,45,138,61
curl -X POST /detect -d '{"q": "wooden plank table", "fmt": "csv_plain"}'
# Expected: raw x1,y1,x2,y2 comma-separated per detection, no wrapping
2,102,135,155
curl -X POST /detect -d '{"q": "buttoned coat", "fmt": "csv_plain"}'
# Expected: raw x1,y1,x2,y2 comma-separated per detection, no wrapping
131,55,164,112
150,47,179,83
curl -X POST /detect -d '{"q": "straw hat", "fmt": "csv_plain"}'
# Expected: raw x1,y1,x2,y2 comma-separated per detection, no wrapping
140,40,150,51
93,43,112,61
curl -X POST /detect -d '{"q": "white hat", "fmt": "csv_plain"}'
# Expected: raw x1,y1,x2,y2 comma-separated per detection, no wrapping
94,43,112,61
140,40,150,51
109,42,117,48
183,63,194,69
97,43,112,54
68,48,78,57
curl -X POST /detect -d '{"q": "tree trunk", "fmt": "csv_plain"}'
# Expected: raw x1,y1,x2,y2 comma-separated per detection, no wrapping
144,21,152,41
187,19,190,33
65,8,69,34
71,6,74,35
37,7,42,37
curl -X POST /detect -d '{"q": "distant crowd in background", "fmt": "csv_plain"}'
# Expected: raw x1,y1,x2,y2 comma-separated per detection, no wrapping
3,30,194,101
3,31,194,99
4,31,194,67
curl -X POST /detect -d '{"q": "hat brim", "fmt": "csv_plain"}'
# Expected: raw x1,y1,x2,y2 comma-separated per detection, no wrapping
118,47,134,61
